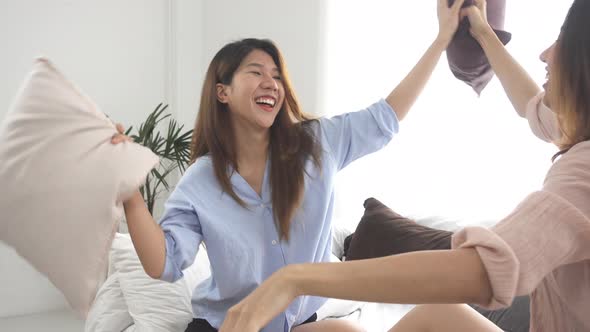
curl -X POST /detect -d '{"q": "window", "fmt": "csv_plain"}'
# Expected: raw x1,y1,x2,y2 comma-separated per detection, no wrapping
322,1,571,229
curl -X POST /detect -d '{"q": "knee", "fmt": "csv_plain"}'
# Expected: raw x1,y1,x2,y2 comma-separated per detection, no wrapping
293,318,365,332
329,319,365,332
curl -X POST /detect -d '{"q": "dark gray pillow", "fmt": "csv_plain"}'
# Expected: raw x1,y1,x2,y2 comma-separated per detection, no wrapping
446,0,512,95
344,198,452,260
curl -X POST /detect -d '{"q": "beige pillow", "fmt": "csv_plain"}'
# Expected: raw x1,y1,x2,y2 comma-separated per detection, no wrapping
0,58,158,317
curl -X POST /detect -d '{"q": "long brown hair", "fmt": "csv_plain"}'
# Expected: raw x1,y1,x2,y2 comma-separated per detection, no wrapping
550,0,590,160
190,38,322,241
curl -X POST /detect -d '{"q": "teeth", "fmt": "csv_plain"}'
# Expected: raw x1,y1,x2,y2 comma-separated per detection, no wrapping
255,97,275,107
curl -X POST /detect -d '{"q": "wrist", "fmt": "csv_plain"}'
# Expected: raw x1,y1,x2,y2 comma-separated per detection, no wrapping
434,34,451,52
472,24,495,43
123,190,144,209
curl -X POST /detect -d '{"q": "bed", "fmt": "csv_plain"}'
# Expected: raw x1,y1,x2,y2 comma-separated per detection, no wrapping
0,216,473,332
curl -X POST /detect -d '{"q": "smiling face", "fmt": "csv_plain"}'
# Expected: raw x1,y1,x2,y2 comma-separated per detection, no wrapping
535,0,590,149
216,49,285,134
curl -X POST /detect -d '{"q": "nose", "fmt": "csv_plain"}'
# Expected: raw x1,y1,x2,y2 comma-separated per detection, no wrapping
539,42,554,64
539,48,548,63
261,73,279,91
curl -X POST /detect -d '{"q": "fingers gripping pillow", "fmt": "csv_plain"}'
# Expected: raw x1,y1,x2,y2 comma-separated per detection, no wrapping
447,0,512,94
0,58,159,317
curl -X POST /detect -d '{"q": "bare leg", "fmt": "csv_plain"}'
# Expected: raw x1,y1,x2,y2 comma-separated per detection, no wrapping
292,319,365,332
388,304,503,332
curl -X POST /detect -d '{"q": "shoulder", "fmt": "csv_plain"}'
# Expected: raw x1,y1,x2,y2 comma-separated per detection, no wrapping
301,117,322,134
175,155,217,196
184,155,214,177
543,141,590,216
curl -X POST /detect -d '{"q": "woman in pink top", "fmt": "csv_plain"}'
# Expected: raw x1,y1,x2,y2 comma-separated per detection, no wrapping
217,0,590,331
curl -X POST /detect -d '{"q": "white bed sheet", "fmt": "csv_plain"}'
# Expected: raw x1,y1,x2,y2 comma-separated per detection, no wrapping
357,303,415,331
0,303,413,332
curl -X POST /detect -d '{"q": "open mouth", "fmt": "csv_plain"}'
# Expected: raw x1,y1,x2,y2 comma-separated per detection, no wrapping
255,96,276,112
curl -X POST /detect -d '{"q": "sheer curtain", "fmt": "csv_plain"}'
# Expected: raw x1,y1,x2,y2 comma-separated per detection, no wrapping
321,1,572,230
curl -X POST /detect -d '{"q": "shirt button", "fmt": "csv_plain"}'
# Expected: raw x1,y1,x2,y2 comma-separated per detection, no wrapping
260,203,265,208
271,240,277,245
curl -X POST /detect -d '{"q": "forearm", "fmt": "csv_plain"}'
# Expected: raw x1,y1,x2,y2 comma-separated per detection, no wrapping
290,248,492,305
123,191,166,279
385,36,447,121
475,27,541,116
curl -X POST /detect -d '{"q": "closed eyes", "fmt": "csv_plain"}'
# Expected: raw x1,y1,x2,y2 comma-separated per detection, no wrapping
248,71,281,81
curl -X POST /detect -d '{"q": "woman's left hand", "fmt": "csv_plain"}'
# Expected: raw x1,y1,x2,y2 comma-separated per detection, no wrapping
219,267,299,332
437,0,466,46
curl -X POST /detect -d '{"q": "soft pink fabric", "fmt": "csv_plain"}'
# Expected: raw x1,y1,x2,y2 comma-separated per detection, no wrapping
0,58,159,317
523,92,562,143
452,94,590,331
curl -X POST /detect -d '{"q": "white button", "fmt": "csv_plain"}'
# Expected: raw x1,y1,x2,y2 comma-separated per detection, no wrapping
260,203,265,208
271,240,277,245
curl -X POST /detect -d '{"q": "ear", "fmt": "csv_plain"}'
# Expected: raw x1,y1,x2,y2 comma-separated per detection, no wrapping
216,83,229,104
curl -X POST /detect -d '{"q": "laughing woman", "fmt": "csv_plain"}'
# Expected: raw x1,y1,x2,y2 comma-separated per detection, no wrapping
113,0,467,331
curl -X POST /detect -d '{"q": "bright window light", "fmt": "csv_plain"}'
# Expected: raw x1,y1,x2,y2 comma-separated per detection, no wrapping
322,1,572,229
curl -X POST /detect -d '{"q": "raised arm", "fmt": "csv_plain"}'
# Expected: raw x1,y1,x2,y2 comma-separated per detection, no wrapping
386,0,465,120
461,0,542,117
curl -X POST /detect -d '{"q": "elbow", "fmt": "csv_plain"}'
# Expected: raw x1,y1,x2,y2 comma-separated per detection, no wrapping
139,248,167,280
145,267,162,280
392,107,407,122
468,268,494,305
474,282,494,305
461,249,494,305
144,263,165,280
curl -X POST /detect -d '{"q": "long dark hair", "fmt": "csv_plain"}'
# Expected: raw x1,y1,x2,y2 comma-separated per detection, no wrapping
550,0,590,161
190,38,322,241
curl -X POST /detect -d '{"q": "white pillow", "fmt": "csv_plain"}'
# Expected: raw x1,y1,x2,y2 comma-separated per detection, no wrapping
86,233,211,332
0,58,159,317
331,224,353,260
111,233,194,332
85,271,133,332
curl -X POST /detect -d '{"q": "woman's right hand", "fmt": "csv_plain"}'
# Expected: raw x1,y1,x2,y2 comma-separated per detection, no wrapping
110,123,138,205
461,0,492,39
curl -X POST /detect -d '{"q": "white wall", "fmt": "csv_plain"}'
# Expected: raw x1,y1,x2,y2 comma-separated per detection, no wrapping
0,0,186,317
172,0,205,127
0,0,324,318
0,0,170,126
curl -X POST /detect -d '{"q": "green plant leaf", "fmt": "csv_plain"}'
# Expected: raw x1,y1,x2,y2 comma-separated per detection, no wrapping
129,103,193,214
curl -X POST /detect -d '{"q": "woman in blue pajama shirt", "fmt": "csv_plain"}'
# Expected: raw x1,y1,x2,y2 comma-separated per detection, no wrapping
113,1,466,331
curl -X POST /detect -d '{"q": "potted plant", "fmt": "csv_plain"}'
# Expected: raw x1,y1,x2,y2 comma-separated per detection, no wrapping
125,103,193,215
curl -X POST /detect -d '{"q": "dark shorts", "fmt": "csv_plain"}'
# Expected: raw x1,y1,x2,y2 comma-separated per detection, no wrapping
471,295,530,332
185,313,318,332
